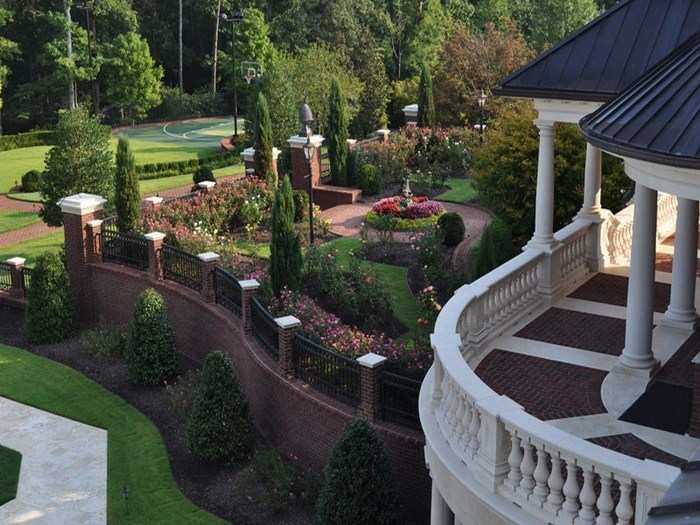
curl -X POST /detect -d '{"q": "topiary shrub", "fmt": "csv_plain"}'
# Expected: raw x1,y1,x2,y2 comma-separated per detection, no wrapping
186,351,254,461
471,217,515,280
125,288,177,385
438,212,465,246
316,419,399,525
26,252,76,344
192,166,215,185
292,190,309,223
357,163,382,195
21,170,43,192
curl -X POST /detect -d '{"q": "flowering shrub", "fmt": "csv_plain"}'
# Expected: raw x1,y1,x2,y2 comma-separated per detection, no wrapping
368,195,444,231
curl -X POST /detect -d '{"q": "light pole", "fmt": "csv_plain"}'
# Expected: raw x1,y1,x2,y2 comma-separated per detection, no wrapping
477,88,488,143
300,101,315,246
221,10,244,138
75,1,99,114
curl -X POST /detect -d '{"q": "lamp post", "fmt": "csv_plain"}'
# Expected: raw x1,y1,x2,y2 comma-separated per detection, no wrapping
477,88,488,143
221,9,245,137
75,1,99,114
300,101,315,246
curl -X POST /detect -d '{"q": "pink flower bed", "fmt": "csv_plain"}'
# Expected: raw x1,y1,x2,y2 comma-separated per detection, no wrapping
371,196,444,219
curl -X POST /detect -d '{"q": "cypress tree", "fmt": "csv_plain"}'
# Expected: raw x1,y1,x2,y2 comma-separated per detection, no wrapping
114,136,141,232
254,92,277,188
270,175,302,295
316,419,399,525
328,78,349,186
417,62,436,128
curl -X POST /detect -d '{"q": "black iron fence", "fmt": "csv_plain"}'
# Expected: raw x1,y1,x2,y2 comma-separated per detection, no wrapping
293,333,362,406
162,245,202,291
251,298,279,359
380,371,421,428
101,220,149,270
0,262,11,290
22,267,32,296
214,267,242,318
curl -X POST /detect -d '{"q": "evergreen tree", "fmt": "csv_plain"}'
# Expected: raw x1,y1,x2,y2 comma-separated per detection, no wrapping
316,419,399,525
417,61,436,128
327,78,349,186
187,351,254,461
114,136,140,232
270,176,302,295
253,92,276,187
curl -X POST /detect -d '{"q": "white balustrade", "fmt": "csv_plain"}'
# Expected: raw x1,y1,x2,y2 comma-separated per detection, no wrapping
555,219,592,283
656,192,678,241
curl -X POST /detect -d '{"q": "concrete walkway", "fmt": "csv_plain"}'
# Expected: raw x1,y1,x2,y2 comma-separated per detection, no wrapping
0,397,107,524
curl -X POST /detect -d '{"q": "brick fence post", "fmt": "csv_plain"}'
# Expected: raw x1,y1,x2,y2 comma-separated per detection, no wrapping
357,353,387,423
690,352,700,438
143,196,164,213
86,220,103,264
6,257,25,298
144,232,166,280
198,252,220,303
376,129,391,143
197,181,216,194
239,279,260,335
275,316,301,378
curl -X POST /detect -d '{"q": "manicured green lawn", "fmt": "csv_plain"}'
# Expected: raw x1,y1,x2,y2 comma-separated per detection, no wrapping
0,146,51,193
0,444,21,506
0,344,227,524
0,209,40,234
321,237,419,335
435,177,477,203
5,192,41,203
0,230,64,266
234,239,271,259
140,164,245,195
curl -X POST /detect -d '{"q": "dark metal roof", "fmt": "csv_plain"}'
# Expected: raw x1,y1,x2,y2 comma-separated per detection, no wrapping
645,448,700,525
580,33,700,170
496,0,700,102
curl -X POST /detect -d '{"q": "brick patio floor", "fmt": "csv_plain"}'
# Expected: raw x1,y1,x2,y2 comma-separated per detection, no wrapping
588,434,685,467
568,273,671,313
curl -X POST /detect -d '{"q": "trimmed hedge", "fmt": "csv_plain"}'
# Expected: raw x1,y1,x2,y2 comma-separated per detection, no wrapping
21,170,43,192
357,163,382,195
193,167,215,185
135,150,241,180
0,130,57,152
365,210,443,232
437,212,465,247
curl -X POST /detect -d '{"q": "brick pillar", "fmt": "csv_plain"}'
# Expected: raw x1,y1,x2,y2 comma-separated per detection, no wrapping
242,147,281,178
144,232,166,280
198,252,220,303
287,134,324,192
275,315,301,377
403,104,418,127
143,196,164,213
86,220,103,264
376,129,391,143
357,353,387,423
60,193,107,325
690,353,700,438
6,257,25,298
197,181,216,194
239,279,260,335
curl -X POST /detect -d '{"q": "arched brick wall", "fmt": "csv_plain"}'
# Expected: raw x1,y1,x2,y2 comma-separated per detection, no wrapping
86,262,430,523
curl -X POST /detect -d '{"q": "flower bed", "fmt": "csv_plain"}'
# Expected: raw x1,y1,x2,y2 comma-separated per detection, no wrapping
366,196,444,231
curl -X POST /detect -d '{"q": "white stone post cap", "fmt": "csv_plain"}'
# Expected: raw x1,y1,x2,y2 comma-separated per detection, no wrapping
58,193,107,215
347,139,358,147
144,232,166,242
197,181,216,190
87,219,104,228
357,353,387,368
243,147,282,161
143,196,164,205
197,252,221,263
275,315,302,329
376,128,391,136
403,104,419,115
238,279,261,291
5,257,26,267
287,134,325,148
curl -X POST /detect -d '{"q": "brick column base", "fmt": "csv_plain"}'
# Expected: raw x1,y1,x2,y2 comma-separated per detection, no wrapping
145,232,166,280
276,316,301,377
6,257,26,298
240,280,260,335
357,353,387,423
198,252,220,303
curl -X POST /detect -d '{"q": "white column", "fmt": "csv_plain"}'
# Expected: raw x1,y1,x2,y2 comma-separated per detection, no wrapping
431,481,453,525
665,197,699,329
529,120,556,250
620,183,658,373
579,143,603,218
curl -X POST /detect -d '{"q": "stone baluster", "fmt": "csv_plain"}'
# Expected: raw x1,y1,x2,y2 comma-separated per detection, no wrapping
467,404,481,458
562,459,581,520
595,473,615,525
517,441,536,498
532,444,550,505
452,393,466,448
615,479,634,525
459,400,473,454
505,432,523,491
545,452,564,514
579,465,597,524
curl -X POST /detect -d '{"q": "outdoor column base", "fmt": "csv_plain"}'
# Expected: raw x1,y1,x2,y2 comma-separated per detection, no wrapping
660,312,699,332
614,356,659,379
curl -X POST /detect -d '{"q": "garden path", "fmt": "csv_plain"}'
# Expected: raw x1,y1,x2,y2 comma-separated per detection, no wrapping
0,222,58,247
0,396,107,524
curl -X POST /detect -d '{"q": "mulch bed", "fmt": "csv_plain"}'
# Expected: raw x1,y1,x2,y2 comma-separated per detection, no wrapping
0,304,314,525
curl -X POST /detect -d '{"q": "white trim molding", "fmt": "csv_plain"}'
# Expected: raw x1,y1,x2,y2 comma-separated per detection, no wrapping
534,98,603,124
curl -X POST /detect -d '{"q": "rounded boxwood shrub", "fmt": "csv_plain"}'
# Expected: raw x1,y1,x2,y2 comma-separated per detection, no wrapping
26,252,76,344
357,163,382,195
125,288,177,385
316,419,399,525
21,170,43,192
438,212,465,247
186,351,254,461
192,166,215,185
292,190,309,223
365,210,442,232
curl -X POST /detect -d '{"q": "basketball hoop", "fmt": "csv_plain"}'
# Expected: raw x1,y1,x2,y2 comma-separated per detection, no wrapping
241,61,263,85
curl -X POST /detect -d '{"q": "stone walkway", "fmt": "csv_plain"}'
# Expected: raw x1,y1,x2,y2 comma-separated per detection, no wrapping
0,397,107,524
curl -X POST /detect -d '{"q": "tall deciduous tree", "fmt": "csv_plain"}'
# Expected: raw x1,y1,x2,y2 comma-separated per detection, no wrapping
327,78,349,186
114,136,140,232
253,92,276,187
514,0,599,51
417,62,435,128
0,8,18,135
270,176,302,295
351,43,389,137
41,106,114,226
